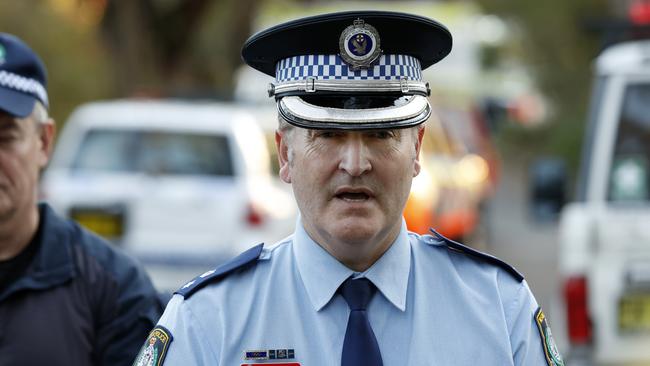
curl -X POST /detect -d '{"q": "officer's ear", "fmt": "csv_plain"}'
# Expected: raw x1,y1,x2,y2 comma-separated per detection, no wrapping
275,129,292,184
413,126,425,177
36,118,56,169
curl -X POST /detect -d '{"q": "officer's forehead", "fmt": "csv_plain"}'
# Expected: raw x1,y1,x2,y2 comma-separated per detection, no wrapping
286,125,418,140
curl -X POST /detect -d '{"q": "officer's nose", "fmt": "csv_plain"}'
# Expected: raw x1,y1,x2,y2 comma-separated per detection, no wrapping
338,134,371,176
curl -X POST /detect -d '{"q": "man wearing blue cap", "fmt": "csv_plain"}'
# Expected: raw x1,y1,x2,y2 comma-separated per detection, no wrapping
0,33,163,365
135,11,563,366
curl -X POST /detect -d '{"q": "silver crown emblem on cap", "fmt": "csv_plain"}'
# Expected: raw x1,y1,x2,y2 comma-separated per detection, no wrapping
339,19,382,70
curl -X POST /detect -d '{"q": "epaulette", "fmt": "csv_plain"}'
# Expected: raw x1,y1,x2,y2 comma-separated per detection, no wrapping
174,243,264,299
428,229,524,282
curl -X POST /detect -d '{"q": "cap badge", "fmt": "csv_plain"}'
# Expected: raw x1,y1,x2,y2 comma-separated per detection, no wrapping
339,18,381,70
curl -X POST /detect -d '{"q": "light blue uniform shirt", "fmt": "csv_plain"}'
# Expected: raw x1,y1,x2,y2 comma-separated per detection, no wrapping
153,219,553,365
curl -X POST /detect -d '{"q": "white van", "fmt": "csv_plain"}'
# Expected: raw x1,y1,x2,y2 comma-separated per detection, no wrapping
41,100,297,292
558,40,650,364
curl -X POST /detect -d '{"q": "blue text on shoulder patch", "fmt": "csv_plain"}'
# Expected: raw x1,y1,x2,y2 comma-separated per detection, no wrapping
132,325,173,366
428,229,523,282
175,243,264,298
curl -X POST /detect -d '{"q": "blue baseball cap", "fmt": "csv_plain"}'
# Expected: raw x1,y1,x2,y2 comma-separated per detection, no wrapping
0,33,49,118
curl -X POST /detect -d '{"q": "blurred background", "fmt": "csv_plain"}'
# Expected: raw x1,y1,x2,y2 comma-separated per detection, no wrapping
4,0,650,364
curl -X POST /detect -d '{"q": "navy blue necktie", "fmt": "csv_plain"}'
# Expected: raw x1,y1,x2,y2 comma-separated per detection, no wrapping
340,277,383,366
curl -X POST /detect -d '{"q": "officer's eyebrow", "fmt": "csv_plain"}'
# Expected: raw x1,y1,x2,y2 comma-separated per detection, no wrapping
0,116,20,132
306,128,341,139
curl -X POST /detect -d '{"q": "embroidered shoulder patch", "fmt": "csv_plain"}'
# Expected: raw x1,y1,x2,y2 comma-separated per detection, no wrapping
534,307,564,366
133,326,173,366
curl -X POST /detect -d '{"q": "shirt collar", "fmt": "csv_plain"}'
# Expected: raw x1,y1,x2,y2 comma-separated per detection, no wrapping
0,203,75,301
293,217,411,312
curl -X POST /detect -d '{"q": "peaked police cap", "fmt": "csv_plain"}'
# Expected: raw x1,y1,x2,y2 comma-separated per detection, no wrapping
241,11,452,130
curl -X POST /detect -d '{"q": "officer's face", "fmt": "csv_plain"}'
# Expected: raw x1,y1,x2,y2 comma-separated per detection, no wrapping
276,125,424,267
0,110,53,222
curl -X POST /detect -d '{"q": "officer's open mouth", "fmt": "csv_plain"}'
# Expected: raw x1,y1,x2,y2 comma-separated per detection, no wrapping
334,188,373,201
337,192,370,201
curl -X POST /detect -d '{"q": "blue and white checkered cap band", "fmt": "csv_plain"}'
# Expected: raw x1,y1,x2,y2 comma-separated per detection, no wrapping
0,70,48,107
275,54,422,83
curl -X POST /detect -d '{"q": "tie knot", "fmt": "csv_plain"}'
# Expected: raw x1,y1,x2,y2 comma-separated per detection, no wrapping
340,277,376,311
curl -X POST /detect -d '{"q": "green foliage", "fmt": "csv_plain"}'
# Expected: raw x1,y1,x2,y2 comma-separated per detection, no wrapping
0,0,262,124
97,0,258,98
497,109,585,172
0,0,114,125
477,0,611,170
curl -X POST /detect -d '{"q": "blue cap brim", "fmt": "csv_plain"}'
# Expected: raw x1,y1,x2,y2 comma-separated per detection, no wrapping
0,86,37,118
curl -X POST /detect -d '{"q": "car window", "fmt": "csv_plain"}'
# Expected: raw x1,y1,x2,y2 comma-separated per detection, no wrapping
72,129,234,176
608,83,650,201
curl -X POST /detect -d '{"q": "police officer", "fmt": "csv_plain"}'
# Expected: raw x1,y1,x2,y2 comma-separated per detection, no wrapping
135,11,563,366
0,33,163,365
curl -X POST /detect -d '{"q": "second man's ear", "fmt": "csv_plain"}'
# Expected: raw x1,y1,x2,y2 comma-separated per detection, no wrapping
37,119,56,169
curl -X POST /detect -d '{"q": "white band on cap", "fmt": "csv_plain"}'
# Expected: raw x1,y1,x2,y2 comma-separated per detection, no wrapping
0,70,48,107
275,54,422,83
278,95,430,124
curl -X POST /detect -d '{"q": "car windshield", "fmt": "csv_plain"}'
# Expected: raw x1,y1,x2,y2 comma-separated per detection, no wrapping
608,83,650,202
71,129,234,176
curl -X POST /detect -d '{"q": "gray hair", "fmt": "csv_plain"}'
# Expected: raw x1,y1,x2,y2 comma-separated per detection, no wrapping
31,101,50,125
277,115,293,134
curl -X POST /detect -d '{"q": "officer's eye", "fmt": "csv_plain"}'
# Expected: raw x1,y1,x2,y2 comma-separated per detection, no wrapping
0,132,19,144
367,130,395,139
316,130,341,139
